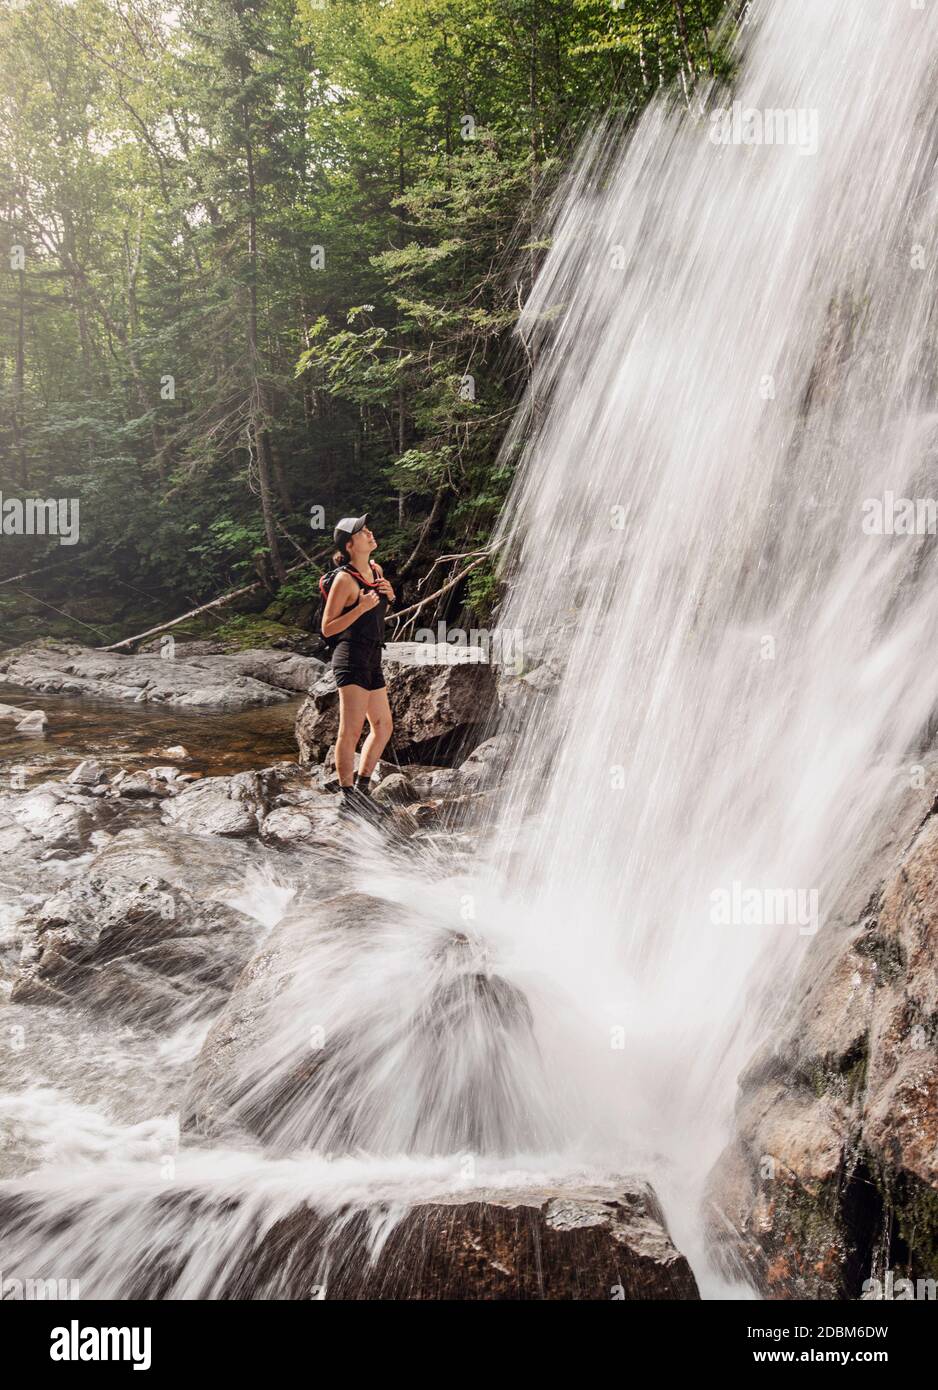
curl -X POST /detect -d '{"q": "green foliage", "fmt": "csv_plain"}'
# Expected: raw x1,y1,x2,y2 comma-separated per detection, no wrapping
0,0,735,636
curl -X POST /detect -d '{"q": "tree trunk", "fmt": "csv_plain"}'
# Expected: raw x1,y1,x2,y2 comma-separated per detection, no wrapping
243,113,286,583
13,261,27,484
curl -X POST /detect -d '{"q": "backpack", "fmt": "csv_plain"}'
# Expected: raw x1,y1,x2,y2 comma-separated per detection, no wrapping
314,565,349,655
313,564,381,657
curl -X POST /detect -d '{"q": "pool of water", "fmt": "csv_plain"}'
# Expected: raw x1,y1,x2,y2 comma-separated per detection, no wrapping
0,683,304,783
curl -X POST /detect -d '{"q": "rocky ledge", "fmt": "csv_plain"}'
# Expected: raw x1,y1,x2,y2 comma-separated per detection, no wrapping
295,642,498,764
0,640,327,711
707,769,938,1298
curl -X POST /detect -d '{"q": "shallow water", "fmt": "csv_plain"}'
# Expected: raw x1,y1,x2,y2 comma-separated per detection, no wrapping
0,682,302,783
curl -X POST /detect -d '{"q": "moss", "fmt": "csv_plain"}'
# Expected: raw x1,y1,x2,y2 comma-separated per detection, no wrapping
804,1037,869,1103
762,1175,852,1298
855,923,905,983
210,613,308,650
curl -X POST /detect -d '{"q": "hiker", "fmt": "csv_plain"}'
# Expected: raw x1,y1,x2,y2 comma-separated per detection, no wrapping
320,514,395,815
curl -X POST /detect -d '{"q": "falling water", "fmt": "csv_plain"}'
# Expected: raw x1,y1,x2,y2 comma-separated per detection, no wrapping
481,0,938,1265
4,0,938,1298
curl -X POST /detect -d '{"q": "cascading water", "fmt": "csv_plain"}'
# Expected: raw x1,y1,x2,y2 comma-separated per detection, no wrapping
3,0,938,1298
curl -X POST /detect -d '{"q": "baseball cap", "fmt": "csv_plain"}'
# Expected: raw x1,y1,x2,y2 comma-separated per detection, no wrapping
333,513,370,545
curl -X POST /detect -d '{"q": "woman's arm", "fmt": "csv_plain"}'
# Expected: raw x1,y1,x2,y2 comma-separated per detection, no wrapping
322,572,379,638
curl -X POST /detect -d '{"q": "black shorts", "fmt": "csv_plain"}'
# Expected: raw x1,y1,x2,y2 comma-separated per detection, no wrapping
332,643,386,692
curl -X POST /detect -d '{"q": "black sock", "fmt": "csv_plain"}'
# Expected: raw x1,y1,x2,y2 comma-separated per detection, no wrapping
354,773,371,794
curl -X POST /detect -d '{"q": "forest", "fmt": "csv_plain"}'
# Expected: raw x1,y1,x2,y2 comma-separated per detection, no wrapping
0,0,729,647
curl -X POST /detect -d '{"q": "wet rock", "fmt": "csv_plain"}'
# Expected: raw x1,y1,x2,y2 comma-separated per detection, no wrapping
10,830,261,1025
185,893,557,1158
179,648,326,694
66,760,107,786
0,1176,700,1300
458,733,515,788
219,1180,701,1300
371,772,417,805
259,804,343,847
180,892,395,1140
14,710,48,734
0,702,31,723
0,641,292,712
0,781,110,855
295,644,497,765
707,767,938,1298
0,703,47,733
161,771,272,836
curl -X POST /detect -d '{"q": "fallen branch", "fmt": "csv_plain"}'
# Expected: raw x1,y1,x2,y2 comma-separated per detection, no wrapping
102,550,331,652
389,552,492,640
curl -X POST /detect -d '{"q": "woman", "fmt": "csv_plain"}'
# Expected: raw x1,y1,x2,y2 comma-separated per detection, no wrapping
321,514,395,814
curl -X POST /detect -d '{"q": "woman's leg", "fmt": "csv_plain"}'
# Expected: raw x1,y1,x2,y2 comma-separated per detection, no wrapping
335,684,370,785
358,687,394,779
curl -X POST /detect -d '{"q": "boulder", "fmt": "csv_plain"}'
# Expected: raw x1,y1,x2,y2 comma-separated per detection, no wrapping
182,891,553,1155
707,768,938,1298
0,1178,699,1300
0,641,292,712
221,1181,700,1300
295,644,497,765
161,771,272,836
66,760,108,786
179,648,325,693
0,703,47,732
9,828,266,1025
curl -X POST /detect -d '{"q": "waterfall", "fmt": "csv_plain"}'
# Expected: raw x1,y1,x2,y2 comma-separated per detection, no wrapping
483,0,938,1268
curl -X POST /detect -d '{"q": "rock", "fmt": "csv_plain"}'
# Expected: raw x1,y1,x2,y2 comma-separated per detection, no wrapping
0,1177,699,1300
0,703,31,723
139,639,229,656
179,648,326,693
161,771,272,837
13,710,47,734
258,804,344,847
159,745,190,760
118,774,168,800
0,641,292,712
66,760,107,786
707,770,938,1298
10,830,261,1025
458,733,515,788
295,645,497,765
0,782,108,855
182,893,551,1155
371,772,417,806
221,1181,700,1299
180,892,400,1140
0,703,47,733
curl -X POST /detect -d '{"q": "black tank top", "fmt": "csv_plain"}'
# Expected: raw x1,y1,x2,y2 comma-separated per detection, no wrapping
335,565,388,649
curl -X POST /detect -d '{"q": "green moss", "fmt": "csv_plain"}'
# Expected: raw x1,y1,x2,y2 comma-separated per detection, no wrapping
763,1176,850,1297
210,614,308,650
855,924,905,983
